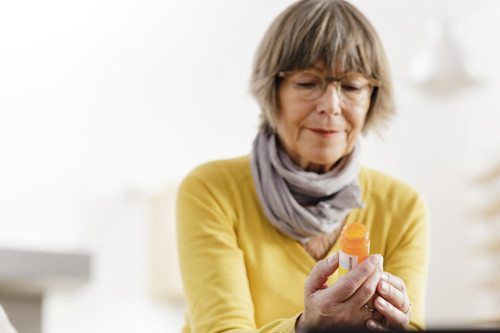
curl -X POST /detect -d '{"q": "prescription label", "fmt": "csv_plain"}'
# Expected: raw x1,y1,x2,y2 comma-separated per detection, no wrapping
339,250,358,277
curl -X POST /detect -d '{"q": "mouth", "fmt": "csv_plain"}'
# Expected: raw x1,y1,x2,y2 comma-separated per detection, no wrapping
308,128,344,138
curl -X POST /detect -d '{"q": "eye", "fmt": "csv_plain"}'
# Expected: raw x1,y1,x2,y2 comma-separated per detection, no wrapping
340,83,363,92
294,81,320,90
340,74,371,92
289,72,323,90
340,77,370,92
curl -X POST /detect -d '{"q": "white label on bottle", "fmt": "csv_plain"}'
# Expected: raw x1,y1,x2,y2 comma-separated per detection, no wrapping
339,250,358,272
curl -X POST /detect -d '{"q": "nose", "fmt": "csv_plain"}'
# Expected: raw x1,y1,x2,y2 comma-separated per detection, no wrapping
317,83,342,116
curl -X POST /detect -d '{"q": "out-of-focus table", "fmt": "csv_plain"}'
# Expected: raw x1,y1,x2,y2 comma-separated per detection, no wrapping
0,248,91,333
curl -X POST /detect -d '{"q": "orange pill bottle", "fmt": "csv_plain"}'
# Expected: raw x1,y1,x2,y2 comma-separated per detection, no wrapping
338,222,370,277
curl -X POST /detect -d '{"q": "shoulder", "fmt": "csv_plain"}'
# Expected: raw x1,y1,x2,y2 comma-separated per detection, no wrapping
181,155,250,184
359,167,427,214
177,155,252,225
179,155,251,196
360,167,417,194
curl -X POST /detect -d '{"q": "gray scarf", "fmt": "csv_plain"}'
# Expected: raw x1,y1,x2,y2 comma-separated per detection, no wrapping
250,127,364,244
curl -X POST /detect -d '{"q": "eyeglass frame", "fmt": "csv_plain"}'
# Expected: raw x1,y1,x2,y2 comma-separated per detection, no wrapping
277,69,382,102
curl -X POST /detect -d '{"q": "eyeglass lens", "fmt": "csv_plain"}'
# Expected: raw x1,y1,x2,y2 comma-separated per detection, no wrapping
287,71,372,102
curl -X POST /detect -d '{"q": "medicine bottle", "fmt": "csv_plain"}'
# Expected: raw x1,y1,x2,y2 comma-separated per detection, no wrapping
338,222,370,277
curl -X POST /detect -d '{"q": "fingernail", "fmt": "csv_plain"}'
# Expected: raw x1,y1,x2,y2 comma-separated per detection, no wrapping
370,254,380,264
381,272,389,281
327,253,337,264
377,297,388,308
368,320,377,329
380,281,389,293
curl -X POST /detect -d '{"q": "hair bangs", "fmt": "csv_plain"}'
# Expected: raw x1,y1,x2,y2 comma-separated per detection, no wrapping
279,2,375,77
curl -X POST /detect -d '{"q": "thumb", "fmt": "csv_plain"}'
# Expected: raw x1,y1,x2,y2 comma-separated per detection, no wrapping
366,253,383,271
304,252,339,296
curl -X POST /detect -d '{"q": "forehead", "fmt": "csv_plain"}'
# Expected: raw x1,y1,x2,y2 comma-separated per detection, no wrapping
305,59,348,76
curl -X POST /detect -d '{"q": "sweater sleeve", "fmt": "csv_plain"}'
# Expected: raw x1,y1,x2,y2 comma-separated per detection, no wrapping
176,167,301,333
383,192,430,331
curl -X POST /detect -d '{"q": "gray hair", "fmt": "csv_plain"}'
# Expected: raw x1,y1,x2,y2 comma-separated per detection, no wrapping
250,0,394,133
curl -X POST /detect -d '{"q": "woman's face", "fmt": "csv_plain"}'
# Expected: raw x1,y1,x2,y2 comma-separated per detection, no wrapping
276,61,372,173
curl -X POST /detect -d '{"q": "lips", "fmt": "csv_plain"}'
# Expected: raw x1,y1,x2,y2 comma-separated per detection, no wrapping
308,128,344,137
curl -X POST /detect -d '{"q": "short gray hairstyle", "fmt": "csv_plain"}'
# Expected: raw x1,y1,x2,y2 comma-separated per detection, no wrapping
250,0,394,133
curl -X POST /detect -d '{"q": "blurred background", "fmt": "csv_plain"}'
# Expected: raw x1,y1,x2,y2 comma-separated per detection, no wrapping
0,0,499,332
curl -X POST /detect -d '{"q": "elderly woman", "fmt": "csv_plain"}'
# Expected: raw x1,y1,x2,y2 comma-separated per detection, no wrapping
177,0,429,332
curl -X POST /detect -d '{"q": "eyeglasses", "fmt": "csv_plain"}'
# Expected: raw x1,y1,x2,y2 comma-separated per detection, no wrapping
278,69,381,103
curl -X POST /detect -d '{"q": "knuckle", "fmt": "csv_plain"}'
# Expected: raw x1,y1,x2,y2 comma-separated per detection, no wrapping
343,278,358,294
316,298,330,315
337,311,350,324
362,281,376,296
395,276,406,290
361,263,374,276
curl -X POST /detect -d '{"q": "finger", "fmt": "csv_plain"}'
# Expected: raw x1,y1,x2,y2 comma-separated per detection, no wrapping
374,296,410,329
377,280,410,313
327,254,382,301
365,293,377,311
366,319,389,331
380,271,406,293
371,309,385,322
304,252,339,295
373,253,384,272
349,268,381,307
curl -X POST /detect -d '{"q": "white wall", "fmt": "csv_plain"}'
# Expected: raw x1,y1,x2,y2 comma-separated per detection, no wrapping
0,0,498,332
354,0,500,326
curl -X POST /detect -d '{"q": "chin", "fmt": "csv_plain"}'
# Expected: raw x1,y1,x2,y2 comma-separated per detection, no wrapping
312,148,345,164
308,154,342,169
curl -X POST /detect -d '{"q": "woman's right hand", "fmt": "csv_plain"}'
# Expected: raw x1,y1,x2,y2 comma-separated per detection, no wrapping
296,253,383,331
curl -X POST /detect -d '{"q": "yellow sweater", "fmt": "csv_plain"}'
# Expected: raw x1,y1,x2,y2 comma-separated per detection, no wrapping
177,156,429,332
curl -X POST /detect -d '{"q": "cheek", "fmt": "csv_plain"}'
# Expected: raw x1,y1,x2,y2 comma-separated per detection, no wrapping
276,113,302,150
278,95,310,133
348,105,369,130
276,93,299,147
344,106,369,150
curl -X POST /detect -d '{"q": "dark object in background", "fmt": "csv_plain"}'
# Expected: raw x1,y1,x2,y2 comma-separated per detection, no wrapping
303,326,401,333
304,327,499,333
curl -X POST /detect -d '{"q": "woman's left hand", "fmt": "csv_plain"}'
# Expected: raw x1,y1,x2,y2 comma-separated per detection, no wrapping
365,271,412,331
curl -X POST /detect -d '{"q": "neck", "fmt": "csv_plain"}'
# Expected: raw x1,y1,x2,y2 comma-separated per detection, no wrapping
302,162,334,174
